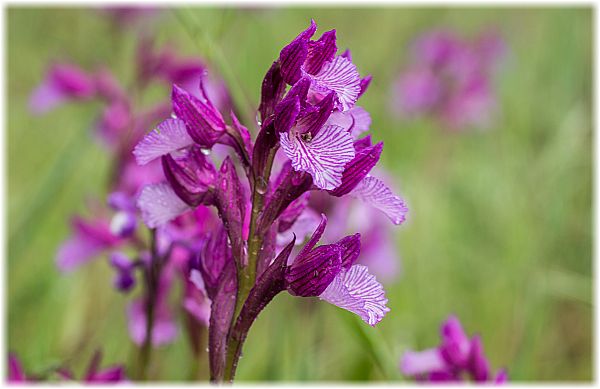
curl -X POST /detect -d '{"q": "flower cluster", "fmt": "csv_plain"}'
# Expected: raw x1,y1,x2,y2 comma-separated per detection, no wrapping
391,28,506,130
33,36,230,359
133,19,408,381
400,315,507,383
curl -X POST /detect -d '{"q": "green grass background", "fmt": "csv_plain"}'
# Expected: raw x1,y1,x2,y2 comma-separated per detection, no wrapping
7,6,592,381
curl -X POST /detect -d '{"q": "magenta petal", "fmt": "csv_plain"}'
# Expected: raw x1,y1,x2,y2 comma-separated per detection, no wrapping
29,77,68,114
309,55,361,111
329,142,383,197
279,20,317,84
259,61,287,121
337,233,361,269
280,124,355,190
137,182,192,228
469,335,490,382
318,264,389,326
286,244,342,297
133,118,194,165
400,348,447,376
305,29,337,75
171,84,225,148
494,369,508,384
8,353,26,382
351,176,408,225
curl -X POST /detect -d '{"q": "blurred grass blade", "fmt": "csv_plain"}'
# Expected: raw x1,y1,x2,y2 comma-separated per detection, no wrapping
173,8,258,132
340,312,400,381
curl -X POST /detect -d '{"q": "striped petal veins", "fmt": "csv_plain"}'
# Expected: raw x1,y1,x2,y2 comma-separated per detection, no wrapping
280,124,355,190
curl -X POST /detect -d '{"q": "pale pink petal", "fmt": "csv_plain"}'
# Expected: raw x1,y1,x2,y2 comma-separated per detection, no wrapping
137,182,191,228
326,106,371,138
319,264,389,326
351,176,408,225
309,56,361,111
277,208,322,247
400,348,447,376
29,79,67,114
280,124,355,190
133,118,194,165
127,300,178,346
183,297,211,327
189,269,206,292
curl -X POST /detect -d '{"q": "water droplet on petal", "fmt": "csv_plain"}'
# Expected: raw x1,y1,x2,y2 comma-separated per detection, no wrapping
200,148,211,156
256,176,268,195
171,112,177,119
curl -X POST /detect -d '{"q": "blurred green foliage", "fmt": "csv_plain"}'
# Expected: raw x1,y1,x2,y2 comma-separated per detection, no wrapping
7,6,592,381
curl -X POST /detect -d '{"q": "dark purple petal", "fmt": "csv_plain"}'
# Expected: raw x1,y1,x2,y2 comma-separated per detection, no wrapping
252,120,277,180
162,146,217,206
353,135,373,151
295,92,335,137
329,141,383,197
133,118,194,165
304,30,337,75
215,157,247,262
172,84,225,148
208,259,237,381
279,20,317,84
285,76,312,108
359,75,372,98
274,95,301,134
200,226,232,299
259,61,287,122
318,264,389,326
337,233,361,269
286,244,342,297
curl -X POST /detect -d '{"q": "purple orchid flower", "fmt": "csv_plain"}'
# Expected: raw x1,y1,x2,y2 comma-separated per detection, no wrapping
400,315,508,383
391,28,506,130
132,20,408,382
29,63,96,114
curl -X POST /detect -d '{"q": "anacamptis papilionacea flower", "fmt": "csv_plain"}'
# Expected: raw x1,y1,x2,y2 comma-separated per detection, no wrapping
133,20,408,382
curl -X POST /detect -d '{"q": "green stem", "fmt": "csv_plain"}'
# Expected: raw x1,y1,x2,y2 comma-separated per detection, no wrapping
222,147,278,383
